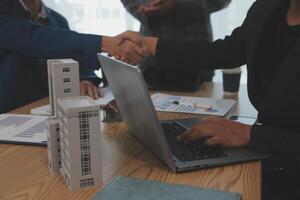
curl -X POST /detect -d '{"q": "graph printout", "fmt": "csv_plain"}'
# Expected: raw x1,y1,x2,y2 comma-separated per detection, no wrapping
0,114,48,145
151,93,236,116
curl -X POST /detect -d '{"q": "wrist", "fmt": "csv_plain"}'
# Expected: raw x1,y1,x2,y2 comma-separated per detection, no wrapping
101,36,114,53
143,37,158,55
244,125,252,146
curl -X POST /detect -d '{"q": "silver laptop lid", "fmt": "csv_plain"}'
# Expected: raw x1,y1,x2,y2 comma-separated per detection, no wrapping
97,53,175,171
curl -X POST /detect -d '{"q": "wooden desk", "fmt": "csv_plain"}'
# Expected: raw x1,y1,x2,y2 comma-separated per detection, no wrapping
0,82,261,200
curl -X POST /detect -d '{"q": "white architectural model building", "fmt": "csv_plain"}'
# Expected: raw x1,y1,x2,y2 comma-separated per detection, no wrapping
46,117,60,175
47,59,80,116
56,96,102,191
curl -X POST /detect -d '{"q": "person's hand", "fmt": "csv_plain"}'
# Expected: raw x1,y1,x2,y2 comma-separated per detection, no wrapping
102,35,147,65
116,31,158,58
177,117,252,148
80,80,101,100
139,0,176,16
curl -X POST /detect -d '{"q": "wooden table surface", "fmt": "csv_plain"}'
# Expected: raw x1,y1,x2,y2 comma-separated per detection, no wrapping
0,82,261,200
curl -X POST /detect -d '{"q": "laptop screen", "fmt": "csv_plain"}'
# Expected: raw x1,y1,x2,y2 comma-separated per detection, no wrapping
97,54,175,171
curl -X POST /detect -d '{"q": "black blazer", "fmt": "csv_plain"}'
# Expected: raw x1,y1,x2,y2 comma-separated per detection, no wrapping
156,0,300,173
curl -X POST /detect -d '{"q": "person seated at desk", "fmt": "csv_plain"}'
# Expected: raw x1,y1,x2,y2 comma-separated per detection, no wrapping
0,0,147,113
118,0,300,199
121,0,231,92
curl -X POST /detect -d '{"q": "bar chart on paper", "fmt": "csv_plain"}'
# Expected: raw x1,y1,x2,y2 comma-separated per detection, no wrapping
151,93,236,116
0,114,48,146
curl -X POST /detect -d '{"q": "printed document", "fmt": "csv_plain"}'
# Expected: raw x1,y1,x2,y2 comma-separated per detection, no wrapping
0,114,48,145
151,93,236,116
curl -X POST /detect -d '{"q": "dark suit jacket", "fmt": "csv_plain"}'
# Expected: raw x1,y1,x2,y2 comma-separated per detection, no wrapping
122,0,231,91
156,0,300,199
0,1,102,113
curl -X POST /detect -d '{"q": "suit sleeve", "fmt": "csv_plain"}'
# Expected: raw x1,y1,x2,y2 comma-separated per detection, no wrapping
0,15,101,68
80,70,101,86
155,21,246,70
47,9,101,86
47,8,70,29
250,124,300,169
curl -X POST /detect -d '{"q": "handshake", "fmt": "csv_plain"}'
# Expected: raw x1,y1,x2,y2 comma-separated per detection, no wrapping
101,31,158,65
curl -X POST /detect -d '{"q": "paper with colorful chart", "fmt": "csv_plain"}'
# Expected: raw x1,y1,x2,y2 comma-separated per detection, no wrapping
151,93,236,116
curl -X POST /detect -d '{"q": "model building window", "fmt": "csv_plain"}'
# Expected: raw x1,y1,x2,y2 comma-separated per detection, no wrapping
63,78,71,83
80,178,94,188
79,112,92,176
63,67,70,72
64,88,71,93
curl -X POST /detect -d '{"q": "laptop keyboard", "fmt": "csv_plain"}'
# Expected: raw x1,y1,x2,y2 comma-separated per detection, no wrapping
161,122,226,162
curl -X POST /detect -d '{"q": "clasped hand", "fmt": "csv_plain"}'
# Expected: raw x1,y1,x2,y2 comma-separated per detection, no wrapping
102,31,157,65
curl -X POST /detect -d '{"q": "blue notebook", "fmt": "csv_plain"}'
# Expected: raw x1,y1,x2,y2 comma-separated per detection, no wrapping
92,176,242,200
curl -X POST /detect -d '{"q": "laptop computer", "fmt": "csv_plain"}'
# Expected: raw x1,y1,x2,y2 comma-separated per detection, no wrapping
97,53,268,172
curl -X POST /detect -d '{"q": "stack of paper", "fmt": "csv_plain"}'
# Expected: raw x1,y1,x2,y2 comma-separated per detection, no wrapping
151,93,236,116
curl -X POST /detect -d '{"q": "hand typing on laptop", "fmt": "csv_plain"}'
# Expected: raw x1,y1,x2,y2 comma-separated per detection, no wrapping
177,117,252,148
